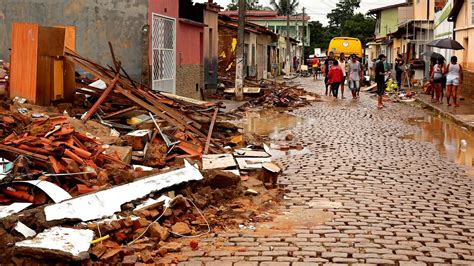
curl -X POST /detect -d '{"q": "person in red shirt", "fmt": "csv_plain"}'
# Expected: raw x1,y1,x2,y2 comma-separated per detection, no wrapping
312,56,319,80
327,59,344,99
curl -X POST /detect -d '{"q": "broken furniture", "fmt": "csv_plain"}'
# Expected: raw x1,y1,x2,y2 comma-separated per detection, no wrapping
9,23,76,105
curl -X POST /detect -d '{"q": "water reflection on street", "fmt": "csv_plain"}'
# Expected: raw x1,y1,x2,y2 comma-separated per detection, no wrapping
240,109,305,136
403,115,474,173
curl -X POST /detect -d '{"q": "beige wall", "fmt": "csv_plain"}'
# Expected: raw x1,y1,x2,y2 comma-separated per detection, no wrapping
454,1,474,70
413,0,435,20
454,29,474,70
392,38,402,63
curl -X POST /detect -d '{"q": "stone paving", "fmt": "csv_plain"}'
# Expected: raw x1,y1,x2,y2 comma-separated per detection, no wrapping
177,79,474,265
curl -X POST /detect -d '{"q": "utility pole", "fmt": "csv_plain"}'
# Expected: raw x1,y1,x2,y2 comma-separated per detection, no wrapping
235,0,245,101
285,4,292,75
301,7,305,69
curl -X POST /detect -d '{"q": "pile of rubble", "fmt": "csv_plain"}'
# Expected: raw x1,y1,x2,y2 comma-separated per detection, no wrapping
0,48,285,264
215,76,320,108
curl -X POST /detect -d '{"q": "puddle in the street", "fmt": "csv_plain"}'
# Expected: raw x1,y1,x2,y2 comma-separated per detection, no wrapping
240,109,305,137
403,114,474,173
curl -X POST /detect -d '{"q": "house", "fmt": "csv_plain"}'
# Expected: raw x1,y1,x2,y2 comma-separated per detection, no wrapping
218,15,278,80
0,0,149,82
449,0,472,69
368,0,435,80
219,10,310,61
151,0,220,99
367,2,410,65
0,0,220,101
448,0,474,98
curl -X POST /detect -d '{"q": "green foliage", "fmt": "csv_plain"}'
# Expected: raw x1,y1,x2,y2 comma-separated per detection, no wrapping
341,13,376,45
305,21,332,55
270,0,299,15
226,0,265,11
327,0,361,30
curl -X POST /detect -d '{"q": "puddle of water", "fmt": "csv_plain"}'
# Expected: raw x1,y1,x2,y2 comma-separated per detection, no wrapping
403,115,474,173
240,109,305,136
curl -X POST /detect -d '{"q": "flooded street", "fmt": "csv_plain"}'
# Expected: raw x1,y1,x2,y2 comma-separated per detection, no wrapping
404,114,474,174
240,109,305,136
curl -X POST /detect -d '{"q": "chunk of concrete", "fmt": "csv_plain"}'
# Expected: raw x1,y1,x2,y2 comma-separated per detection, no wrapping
15,227,94,261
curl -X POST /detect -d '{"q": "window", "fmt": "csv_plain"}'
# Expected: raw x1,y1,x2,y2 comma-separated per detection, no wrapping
472,1,474,24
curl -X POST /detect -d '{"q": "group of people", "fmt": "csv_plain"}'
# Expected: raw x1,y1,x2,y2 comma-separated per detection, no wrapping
430,56,463,107
313,51,364,101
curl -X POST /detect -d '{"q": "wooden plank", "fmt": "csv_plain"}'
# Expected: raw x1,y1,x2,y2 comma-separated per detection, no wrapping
81,73,120,122
54,25,76,51
38,26,65,57
10,23,39,103
53,59,64,100
36,56,54,106
63,57,76,102
204,108,218,155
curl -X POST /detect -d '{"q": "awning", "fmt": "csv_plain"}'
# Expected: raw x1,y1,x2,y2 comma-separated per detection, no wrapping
448,0,465,22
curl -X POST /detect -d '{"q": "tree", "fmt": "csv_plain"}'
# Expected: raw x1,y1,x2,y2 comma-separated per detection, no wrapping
341,13,376,45
327,0,360,32
305,21,332,55
270,0,299,15
227,0,264,11
270,0,299,74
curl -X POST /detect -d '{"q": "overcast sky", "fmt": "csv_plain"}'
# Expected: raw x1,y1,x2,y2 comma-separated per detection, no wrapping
195,0,405,25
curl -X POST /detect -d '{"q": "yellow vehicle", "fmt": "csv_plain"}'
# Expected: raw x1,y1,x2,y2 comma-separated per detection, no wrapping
328,37,363,58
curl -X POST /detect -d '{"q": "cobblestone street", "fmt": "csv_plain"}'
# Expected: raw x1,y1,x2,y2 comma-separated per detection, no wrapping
178,78,474,265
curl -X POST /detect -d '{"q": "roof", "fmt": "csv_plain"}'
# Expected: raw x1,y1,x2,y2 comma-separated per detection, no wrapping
219,10,310,21
367,1,410,15
218,14,277,37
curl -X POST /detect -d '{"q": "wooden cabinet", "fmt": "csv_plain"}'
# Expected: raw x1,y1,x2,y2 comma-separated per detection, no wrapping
10,23,76,105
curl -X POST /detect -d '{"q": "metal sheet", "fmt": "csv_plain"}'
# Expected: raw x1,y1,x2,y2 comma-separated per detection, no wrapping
12,180,72,203
44,160,203,222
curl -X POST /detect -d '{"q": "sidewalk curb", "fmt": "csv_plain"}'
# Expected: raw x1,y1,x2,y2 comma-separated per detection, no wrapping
415,96,474,131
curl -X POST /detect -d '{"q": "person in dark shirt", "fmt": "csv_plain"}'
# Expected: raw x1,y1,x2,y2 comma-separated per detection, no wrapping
324,51,334,95
395,54,404,88
375,54,389,109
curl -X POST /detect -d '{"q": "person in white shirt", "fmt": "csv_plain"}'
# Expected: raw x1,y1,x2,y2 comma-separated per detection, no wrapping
338,53,347,99
347,54,364,100
445,56,463,107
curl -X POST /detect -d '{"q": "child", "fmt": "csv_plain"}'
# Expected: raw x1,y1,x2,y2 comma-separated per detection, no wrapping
327,60,344,99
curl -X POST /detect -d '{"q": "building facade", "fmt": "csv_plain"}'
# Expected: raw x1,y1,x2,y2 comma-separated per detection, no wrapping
218,15,277,80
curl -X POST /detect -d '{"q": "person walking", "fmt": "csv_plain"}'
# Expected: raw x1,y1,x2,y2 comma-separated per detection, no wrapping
348,55,363,100
327,59,344,99
431,58,446,104
339,53,347,99
324,51,334,96
375,54,388,109
311,56,319,80
395,54,404,88
446,56,463,107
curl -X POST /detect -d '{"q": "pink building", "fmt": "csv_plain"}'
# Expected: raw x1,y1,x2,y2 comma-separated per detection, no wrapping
150,0,219,99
